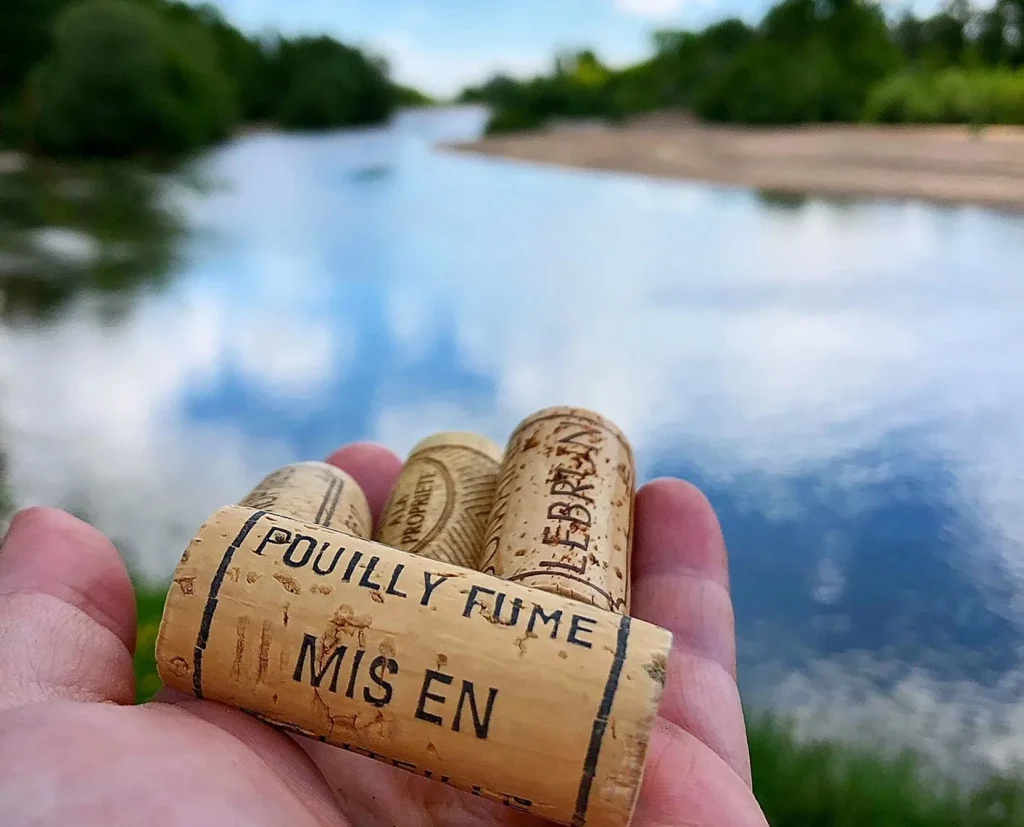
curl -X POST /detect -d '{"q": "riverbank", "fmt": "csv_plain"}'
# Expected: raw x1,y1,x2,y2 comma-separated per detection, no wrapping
446,120,1024,211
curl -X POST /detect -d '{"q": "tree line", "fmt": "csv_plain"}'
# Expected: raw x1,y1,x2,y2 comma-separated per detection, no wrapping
0,0,432,159
459,0,1024,133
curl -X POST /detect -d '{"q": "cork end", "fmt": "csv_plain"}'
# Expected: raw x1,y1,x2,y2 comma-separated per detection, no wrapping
511,406,634,459
410,431,505,465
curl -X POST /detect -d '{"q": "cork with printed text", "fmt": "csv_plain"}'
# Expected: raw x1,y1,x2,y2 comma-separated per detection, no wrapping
479,407,635,615
239,461,372,539
155,506,670,827
376,431,503,568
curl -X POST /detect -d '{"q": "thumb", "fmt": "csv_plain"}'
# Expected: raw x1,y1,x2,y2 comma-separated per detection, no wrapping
0,507,137,711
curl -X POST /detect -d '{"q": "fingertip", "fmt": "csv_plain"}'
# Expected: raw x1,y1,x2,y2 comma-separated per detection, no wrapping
0,506,138,653
325,442,404,527
634,477,729,586
639,477,716,516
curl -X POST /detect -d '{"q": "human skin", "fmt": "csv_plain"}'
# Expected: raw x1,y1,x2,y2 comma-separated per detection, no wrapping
0,442,769,827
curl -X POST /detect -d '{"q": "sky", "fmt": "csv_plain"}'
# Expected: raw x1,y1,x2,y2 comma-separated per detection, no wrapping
202,0,775,98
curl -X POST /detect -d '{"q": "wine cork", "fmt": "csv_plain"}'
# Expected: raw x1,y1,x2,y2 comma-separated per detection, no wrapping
480,407,635,615
239,462,372,539
376,431,503,568
156,505,671,827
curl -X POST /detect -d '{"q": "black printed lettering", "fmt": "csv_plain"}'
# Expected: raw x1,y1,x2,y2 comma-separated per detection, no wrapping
385,564,408,598
420,572,450,607
359,556,382,591
341,551,363,582
415,669,452,725
527,605,562,638
253,526,291,556
567,614,597,648
345,649,364,698
363,656,397,707
452,681,499,740
312,543,344,576
283,533,318,568
492,593,523,626
292,633,348,692
463,585,496,618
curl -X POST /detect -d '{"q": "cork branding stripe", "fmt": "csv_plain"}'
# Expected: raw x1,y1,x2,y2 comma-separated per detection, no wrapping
192,509,269,698
505,569,616,611
315,476,343,527
573,614,632,826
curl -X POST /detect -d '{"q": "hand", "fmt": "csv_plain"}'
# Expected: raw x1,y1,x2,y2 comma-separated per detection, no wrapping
0,443,769,826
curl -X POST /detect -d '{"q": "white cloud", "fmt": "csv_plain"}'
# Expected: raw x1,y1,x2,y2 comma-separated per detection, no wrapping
370,30,549,97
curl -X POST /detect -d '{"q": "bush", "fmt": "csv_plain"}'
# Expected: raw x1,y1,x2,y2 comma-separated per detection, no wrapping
485,107,547,135
864,69,1024,125
23,0,238,158
864,72,942,122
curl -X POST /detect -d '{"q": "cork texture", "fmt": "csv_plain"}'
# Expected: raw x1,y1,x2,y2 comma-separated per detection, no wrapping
239,462,372,539
156,505,670,827
479,407,636,614
376,432,503,568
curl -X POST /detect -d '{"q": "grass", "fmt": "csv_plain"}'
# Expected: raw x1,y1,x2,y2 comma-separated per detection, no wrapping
130,582,1024,825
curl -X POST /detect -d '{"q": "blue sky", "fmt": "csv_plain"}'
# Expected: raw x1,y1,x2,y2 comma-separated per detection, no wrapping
204,0,772,97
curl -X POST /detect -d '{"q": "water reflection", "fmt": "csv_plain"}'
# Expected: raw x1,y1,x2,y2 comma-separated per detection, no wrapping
0,160,188,321
2,106,1024,772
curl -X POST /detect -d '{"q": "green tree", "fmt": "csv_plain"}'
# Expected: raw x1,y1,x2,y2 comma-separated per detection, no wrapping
273,36,395,129
162,2,276,121
695,0,901,122
977,0,1013,67
25,0,238,157
0,0,71,104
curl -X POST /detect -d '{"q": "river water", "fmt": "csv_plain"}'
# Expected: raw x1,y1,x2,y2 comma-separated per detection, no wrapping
2,106,1024,774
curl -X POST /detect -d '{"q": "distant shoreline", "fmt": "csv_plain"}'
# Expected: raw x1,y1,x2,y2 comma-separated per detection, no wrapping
445,119,1024,212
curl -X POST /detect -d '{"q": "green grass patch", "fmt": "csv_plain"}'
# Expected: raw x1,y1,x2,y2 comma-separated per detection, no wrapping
131,582,1024,824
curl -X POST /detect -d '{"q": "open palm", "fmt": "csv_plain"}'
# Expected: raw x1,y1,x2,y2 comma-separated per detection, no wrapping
0,442,768,827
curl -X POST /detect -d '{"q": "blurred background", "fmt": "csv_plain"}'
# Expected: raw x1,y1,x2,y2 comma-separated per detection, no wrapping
2,0,1024,823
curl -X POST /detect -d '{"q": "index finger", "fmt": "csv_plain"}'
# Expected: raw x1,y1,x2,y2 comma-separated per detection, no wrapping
630,477,752,785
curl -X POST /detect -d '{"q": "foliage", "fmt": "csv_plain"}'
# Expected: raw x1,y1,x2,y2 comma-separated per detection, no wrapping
272,36,395,130
23,0,238,158
864,69,1024,124
464,0,1024,131
485,107,547,135
0,0,69,106
0,0,431,159
393,84,435,107
0,158,187,321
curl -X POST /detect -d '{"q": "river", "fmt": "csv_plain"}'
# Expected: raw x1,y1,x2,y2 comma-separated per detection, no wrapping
2,105,1024,775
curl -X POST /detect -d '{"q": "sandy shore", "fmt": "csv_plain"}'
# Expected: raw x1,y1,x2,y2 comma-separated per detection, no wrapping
446,120,1024,211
